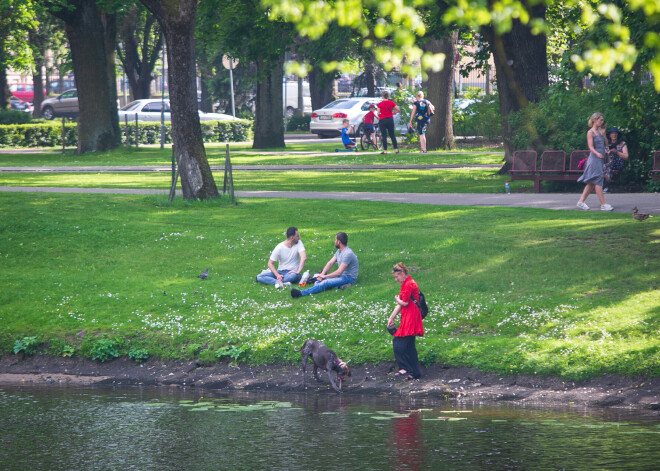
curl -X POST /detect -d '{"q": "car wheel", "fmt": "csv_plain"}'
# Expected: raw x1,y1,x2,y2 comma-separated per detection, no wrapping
42,106,54,120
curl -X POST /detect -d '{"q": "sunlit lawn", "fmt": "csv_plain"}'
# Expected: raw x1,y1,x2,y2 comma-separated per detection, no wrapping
1,192,658,379
0,168,528,193
0,142,504,167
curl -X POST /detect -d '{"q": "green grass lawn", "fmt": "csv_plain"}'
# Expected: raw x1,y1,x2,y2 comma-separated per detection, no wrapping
1,192,658,379
0,168,532,193
0,143,504,167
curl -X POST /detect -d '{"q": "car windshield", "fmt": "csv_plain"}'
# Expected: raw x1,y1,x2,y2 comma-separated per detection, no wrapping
121,101,145,111
322,100,360,110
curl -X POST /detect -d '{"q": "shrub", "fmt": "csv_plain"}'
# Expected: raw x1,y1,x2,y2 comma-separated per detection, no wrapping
453,94,501,140
0,110,32,125
128,347,149,363
0,119,252,148
216,344,249,364
91,338,120,362
13,336,39,355
286,114,311,132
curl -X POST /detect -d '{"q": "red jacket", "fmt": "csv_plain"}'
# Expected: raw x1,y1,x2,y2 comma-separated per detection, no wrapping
395,276,424,337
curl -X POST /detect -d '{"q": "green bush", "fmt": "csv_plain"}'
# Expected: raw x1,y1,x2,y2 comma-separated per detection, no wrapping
0,110,32,125
13,336,39,355
0,119,252,148
508,76,660,189
91,338,120,362
286,114,311,131
453,94,501,140
128,347,149,363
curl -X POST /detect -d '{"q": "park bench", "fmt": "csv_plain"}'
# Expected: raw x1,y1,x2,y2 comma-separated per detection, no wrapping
652,151,660,180
509,150,585,192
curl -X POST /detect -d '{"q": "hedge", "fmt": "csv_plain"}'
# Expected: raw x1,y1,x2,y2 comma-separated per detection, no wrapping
0,119,252,148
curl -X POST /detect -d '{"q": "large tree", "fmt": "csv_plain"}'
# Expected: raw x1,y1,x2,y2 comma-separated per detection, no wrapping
116,2,163,101
197,0,293,149
140,0,218,199
481,3,548,167
47,0,121,153
425,32,458,150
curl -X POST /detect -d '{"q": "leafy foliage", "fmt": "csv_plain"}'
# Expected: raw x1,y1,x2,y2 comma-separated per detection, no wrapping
453,94,501,140
128,347,149,363
13,336,38,355
285,114,310,132
0,110,33,125
508,74,660,188
91,338,120,362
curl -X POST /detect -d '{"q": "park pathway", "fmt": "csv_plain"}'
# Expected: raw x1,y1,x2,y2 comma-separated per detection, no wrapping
1,186,658,215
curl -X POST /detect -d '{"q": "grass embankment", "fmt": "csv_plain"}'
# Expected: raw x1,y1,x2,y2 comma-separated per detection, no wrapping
1,193,658,380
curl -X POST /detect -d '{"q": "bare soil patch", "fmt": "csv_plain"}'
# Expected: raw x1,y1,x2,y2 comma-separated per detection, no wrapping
1,355,658,412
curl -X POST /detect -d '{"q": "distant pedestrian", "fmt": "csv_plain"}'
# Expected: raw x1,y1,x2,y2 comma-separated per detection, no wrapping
377,90,400,155
577,112,613,211
409,91,435,153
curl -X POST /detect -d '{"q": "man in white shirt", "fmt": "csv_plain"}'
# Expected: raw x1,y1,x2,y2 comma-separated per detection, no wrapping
256,227,306,287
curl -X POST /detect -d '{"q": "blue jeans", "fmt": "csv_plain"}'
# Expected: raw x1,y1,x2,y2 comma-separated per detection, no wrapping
256,270,301,285
300,274,355,296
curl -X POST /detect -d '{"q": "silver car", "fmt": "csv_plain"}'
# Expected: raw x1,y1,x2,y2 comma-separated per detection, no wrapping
310,98,380,138
118,99,236,122
41,89,79,120
310,97,407,138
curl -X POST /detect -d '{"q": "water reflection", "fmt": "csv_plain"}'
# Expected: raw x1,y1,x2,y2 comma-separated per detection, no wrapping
1,386,659,470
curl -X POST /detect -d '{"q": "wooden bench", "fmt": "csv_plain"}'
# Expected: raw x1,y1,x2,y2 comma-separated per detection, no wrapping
652,151,660,180
509,150,585,192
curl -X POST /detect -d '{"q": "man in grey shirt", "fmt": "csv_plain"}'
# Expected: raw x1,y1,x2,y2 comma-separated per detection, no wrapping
291,232,357,298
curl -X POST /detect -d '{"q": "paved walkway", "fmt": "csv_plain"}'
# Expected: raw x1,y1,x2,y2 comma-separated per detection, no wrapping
2,186,658,215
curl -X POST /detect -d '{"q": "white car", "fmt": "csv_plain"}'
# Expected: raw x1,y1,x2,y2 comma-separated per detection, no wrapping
310,97,407,138
118,99,236,122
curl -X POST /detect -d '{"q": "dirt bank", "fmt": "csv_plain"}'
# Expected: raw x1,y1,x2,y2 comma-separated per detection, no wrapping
1,355,659,412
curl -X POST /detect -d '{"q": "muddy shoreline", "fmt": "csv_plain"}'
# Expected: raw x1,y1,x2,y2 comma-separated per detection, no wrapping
1,355,659,412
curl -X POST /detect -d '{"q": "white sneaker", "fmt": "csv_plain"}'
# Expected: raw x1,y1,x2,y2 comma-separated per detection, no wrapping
275,281,283,289
577,202,590,210
601,204,613,211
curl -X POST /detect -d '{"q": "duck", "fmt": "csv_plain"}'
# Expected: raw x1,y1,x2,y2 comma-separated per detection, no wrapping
632,207,651,222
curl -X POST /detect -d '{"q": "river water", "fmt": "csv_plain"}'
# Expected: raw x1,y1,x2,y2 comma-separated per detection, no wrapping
1,385,659,470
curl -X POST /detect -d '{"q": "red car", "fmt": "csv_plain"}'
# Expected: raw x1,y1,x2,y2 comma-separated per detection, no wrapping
9,83,46,103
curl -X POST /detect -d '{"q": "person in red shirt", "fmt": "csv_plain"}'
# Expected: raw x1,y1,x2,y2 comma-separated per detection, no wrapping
387,262,424,380
362,104,378,148
377,90,400,154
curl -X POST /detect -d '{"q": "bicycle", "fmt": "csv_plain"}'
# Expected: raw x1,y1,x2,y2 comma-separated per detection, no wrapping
360,123,381,151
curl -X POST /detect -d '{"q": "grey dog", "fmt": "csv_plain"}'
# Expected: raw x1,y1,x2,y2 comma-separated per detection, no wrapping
294,339,351,393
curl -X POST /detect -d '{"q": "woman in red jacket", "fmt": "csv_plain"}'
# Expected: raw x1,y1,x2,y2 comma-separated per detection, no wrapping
387,262,424,380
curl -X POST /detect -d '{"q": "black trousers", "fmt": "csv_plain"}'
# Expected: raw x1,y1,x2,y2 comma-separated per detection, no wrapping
392,335,421,378
379,117,398,151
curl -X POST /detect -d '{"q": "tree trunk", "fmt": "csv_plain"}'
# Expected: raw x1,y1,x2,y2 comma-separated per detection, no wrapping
425,33,457,150
50,0,121,153
253,54,285,148
308,65,335,111
141,0,219,199
364,61,376,97
199,64,213,113
482,4,548,170
0,68,8,110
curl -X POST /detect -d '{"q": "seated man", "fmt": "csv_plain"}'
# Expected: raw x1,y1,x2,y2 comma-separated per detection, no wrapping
256,227,306,288
291,232,357,298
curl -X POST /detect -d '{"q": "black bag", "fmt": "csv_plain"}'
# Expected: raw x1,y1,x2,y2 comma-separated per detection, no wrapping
412,290,429,319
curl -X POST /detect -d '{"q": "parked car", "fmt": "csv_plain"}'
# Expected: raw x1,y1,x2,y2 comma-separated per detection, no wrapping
9,98,33,113
9,83,47,103
41,89,79,120
118,99,237,122
310,97,406,138
48,79,76,95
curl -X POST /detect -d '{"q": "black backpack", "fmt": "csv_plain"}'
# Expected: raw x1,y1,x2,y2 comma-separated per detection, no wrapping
413,290,429,319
